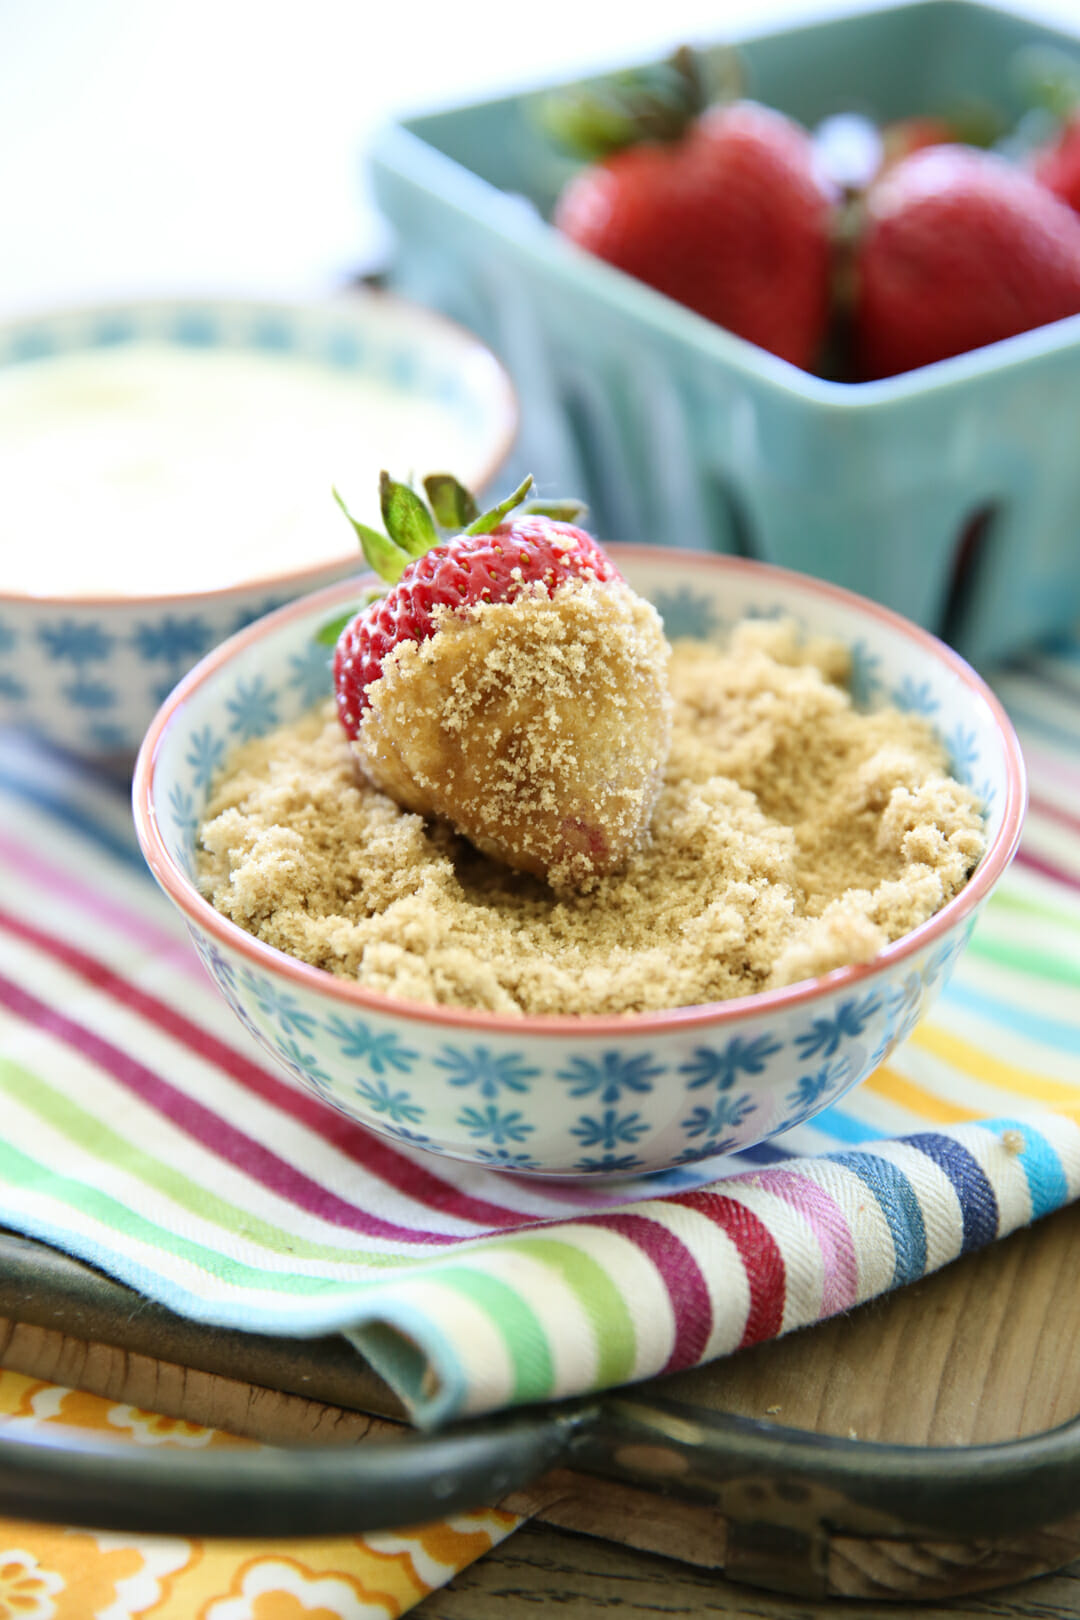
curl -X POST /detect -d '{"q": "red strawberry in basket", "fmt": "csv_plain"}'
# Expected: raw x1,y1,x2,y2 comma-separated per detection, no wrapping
550,50,837,370
1033,116,1080,214
1015,46,1080,215
329,473,672,890
854,144,1080,379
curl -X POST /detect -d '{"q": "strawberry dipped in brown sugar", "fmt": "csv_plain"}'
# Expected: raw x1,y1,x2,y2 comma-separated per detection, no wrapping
330,472,672,890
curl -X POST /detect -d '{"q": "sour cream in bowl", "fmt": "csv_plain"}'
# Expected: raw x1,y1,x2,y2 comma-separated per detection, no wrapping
0,296,516,765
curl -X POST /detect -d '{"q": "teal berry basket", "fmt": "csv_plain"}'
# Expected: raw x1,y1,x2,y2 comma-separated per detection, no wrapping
371,0,1080,670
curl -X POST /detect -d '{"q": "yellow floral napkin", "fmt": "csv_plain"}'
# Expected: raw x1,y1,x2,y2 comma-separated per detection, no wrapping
0,1370,519,1619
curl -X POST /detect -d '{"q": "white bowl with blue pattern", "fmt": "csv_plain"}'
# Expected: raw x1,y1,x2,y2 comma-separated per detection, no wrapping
133,550,1025,1177
0,296,516,766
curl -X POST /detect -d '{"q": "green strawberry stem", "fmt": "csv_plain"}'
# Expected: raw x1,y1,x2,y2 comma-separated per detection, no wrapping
542,45,745,161
543,45,706,159
520,497,588,523
333,470,588,586
423,473,479,530
379,472,437,557
464,474,534,535
332,487,409,583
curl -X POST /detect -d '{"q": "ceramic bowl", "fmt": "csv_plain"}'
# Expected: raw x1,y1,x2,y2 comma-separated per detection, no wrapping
0,295,515,766
372,0,1080,668
132,550,1025,1177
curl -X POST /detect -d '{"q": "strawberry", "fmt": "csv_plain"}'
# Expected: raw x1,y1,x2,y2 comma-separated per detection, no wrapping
550,52,837,370
1013,44,1080,215
879,115,955,171
854,144,1080,380
329,472,672,890
1033,115,1080,214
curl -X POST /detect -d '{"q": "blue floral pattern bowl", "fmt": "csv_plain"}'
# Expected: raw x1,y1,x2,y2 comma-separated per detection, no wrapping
0,296,515,766
133,550,1025,1176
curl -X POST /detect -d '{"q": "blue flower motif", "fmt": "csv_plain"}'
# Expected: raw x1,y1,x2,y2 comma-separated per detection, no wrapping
0,618,16,654
384,1125,432,1147
323,1015,417,1075
0,672,26,701
921,926,972,991
186,725,226,793
794,992,883,1061
90,314,136,347
433,371,462,408
288,642,333,707
387,347,418,389
650,587,719,642
273,1037,333,1092
239,969,318,1039
436,1047,539,1098
888,971,924,1042
132,615,212,665
945,723,980,785
890,676,939,716
675,1136,740,1162
681,1091,756,1140
11,327,53,362
785,1057,851,1114
88,721,132,751
848,640,883,708
229,598,289,637
865,1029,895,1073
168,782,198,844
325,328,364,369
172,310,218,347
252,317,294,354
354,1078,424,1125
570,1109,649,1151
972,777,997,813
574,1152,645,1174
37,619,113,665
680,1033,782,1092
556,1051,663,1104
226,676,279,740
456,1105,535,1145
222,988,262,1042
198,937,238,990
62,677,116,711
475,1146,542,1169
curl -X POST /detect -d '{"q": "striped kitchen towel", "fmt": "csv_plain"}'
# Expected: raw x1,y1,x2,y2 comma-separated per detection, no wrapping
0,641,1078,1427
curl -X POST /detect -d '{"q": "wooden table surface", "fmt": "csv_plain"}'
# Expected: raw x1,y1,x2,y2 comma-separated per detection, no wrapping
411,1526,1080,1617
411,1526,1080,1618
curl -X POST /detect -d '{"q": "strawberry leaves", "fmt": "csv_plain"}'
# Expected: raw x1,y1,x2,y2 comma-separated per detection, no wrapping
332,487,410,584
464,474,535,536
333,471,587,586
379,472,438,557
543,45,707,159
423,473,479,530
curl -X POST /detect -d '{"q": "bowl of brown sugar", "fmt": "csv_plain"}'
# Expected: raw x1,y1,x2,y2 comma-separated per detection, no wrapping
133,545,1025,1177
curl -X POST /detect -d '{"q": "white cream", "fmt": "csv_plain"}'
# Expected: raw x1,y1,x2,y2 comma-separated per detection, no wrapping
0,344,490,597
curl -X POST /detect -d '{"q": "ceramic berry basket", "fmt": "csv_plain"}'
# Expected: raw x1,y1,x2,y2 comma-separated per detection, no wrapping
371,0,1080,670
133,548,1025,1178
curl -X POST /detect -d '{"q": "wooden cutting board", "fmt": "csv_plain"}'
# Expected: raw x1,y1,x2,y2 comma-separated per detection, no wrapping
4,1199,1080,1605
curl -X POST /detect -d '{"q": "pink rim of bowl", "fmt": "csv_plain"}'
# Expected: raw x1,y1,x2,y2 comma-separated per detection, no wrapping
132,547,1028,1039
0,293,519,610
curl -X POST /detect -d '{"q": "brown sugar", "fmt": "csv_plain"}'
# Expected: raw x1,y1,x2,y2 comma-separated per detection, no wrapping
196,619,986,1017
352,578,672,889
